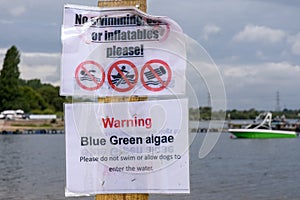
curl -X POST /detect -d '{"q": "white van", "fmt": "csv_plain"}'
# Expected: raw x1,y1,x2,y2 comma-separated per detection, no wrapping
0,109,25,120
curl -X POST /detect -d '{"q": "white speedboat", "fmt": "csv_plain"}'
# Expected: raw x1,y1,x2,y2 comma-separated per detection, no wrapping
228,112,299,138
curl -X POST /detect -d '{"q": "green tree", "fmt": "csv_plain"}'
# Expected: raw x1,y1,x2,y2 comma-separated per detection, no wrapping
18,86,48,112
0,46,21,111
199,106,212,120
37,84,58,111
21,78,43,90
37,84,66,112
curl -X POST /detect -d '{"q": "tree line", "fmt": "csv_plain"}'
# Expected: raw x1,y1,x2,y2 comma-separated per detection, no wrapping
189,107,300,120
0,46,69,115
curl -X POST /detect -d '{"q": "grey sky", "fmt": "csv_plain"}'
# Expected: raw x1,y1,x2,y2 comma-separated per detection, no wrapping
1,0,300,110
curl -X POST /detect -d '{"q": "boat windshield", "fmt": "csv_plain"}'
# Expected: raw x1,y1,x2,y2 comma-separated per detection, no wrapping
245,112,272,129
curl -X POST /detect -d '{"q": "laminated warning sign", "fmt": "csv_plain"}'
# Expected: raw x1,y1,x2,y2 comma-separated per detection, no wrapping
65,99,189,196
60,4,186,96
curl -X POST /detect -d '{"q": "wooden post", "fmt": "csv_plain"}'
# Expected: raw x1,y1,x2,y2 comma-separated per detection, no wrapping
98,0,147,12
95,194,149,200
96,1,148,200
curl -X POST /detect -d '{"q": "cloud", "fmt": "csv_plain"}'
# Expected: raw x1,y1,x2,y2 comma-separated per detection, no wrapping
202,24,221,40
10,6,26,17
256,50,267,60
233,24,286,44
0,19,13,24
0,48,9,67
288,33,300,55
223,61,300,85
0,48,7,56
20,52,61,85
0,1,27,17
222,61,300,109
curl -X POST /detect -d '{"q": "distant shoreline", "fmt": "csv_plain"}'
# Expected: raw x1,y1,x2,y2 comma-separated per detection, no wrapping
0,119,64,134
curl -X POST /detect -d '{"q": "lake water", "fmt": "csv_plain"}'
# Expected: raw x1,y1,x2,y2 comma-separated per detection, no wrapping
0,131,299,200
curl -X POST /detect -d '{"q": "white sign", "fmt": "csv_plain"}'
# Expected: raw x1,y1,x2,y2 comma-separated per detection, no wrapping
65,99,189,196
61,4,186,96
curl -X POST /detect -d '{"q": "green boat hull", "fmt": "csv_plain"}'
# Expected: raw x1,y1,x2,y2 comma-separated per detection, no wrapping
229,129,298,139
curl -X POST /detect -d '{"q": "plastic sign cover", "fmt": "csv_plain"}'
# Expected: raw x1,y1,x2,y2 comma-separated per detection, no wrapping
65,99,189,196
61,4,186,96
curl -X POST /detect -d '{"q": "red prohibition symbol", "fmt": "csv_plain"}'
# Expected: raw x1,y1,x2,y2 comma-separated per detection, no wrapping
75,60,105,91
141,59,172,92
107,60,138,92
